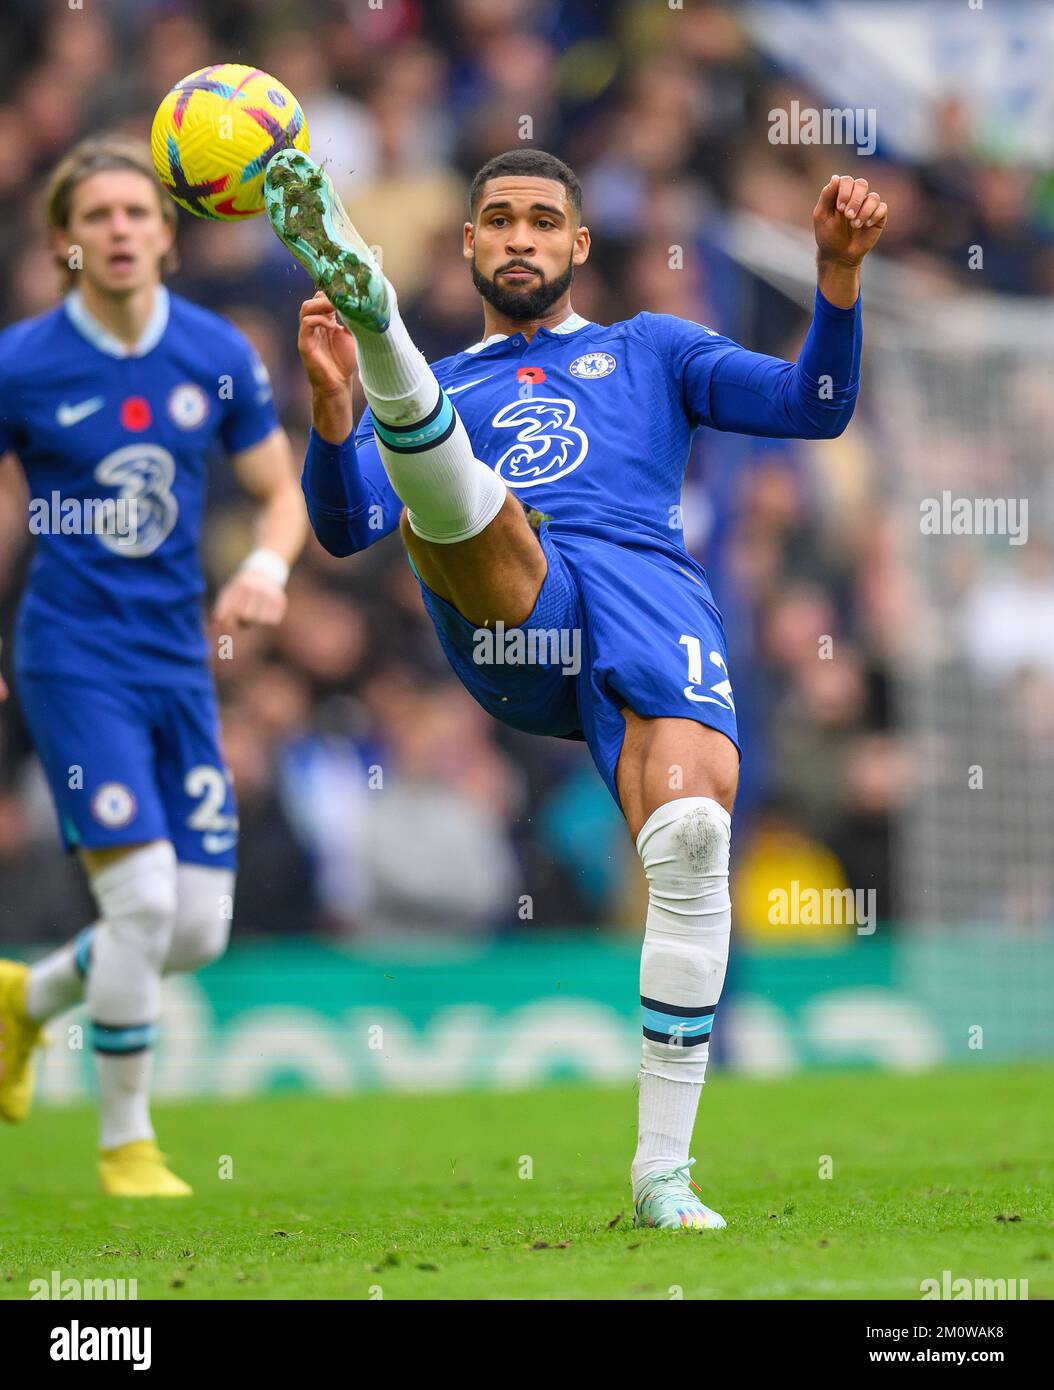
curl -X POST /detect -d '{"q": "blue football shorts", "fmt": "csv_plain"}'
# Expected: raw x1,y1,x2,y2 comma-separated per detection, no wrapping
413,519,741,807
15,673,238,868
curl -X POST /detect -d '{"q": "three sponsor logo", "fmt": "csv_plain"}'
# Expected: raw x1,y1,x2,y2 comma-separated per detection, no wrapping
36,384,212,553
445,350,619,489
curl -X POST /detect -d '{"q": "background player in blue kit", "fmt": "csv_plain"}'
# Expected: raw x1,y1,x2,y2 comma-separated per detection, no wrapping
0,136,307,1195
267,145,886,1229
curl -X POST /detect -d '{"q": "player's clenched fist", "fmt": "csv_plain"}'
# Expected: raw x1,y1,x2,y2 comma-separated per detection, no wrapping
813,174,888,264
298,291,358,397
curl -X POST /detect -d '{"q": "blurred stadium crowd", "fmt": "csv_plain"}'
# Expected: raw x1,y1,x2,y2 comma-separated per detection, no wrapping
0,0,1048,944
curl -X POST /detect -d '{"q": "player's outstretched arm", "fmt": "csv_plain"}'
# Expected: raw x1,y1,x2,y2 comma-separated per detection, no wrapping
297,292,402,557
671,175,887,442
212,428,307,630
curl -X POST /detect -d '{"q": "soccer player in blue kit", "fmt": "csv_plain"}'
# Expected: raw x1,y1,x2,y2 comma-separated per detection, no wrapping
0,137,307,1195
266,146,886,1228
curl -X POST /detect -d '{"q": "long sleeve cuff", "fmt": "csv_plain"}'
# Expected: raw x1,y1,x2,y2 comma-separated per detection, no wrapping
302,425,369,515
798,286,862,397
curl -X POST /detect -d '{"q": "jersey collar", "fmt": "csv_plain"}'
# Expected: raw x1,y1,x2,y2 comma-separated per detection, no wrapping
463,311,592,354
65,286,170,358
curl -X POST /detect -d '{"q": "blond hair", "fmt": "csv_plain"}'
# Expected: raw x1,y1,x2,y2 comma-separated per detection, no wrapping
46,134,179,288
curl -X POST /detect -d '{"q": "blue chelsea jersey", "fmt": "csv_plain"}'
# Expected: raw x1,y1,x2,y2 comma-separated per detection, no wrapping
372,313,715,565
304,293,862,570
428,313,729,563
0,287,279,687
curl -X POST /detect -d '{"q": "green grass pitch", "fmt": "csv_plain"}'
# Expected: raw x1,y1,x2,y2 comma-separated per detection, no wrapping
1,1065,1050,1300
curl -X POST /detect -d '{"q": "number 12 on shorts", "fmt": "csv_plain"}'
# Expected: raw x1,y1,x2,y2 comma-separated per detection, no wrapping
679,634,736,712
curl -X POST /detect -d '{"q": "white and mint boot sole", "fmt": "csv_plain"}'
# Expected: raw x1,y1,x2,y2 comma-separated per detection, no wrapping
263,149,390,333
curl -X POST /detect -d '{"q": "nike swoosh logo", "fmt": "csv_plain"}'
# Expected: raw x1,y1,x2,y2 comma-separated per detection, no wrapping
56,397,105,427
446,376,494,396
202,832,238,854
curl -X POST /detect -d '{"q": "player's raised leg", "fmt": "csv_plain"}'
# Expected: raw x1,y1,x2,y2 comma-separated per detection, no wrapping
265,152,542,623
617,715,738,1231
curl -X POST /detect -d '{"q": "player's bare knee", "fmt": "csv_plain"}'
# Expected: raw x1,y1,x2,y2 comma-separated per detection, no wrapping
706,751,739,815
399,503,445,574
402,493,546,627
675,725,740,814
493,488,547,549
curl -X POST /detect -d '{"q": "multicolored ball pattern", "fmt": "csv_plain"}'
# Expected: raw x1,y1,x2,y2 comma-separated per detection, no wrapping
150,63,310,220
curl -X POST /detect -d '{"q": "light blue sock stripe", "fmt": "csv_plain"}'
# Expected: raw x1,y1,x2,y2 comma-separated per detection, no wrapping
373,392,454,450
73,925,96,979
641,1006,714,1040
92,1021,157,1054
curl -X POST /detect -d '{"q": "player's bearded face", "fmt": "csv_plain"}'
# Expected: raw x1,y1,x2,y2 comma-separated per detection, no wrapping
467,177,582,320
471,250,575,320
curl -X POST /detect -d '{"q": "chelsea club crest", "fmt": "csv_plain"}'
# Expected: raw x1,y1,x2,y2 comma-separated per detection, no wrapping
569,351,616,379
167,383,210,429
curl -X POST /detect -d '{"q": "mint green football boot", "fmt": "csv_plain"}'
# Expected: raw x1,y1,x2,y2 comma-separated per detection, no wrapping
633,1158,727,1231
263,149,390,333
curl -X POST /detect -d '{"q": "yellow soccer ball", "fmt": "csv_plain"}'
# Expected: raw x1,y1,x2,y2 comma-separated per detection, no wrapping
150,63,309,220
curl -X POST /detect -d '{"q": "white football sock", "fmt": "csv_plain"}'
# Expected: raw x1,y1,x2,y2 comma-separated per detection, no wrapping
351,280,506,544
26,924,96,1021
353,284,435,405
635,1072,704,1182
632,797,732,1193
97,1050,154,1152
85,841,178,1149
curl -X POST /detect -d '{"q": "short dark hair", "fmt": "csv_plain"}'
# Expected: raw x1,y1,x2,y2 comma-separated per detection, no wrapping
469,149,582,221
